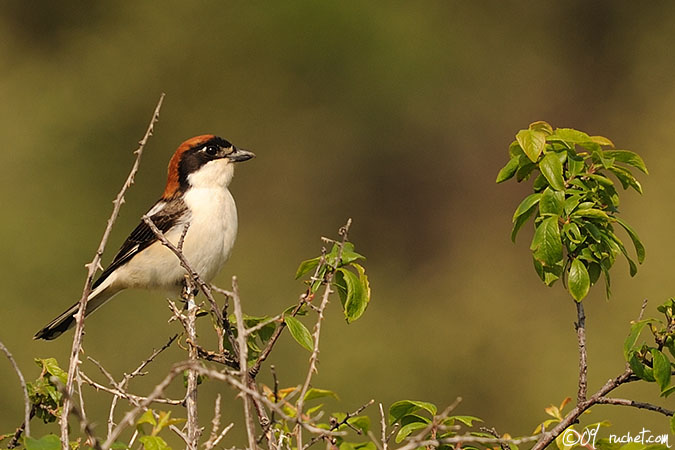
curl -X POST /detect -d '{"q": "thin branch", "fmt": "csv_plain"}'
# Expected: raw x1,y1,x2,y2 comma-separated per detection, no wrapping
480,426,511,450
52,377,103,450
183,277,202,450
231,276,258,449
296,220,351,450
594,397,674,416
79,372,183,405
103,362,192,450
399,434,542,450
62,93,165,450
575,300,587,404
248,297,306,379
532,365,634,449
0,340,31,439
304,399,374,449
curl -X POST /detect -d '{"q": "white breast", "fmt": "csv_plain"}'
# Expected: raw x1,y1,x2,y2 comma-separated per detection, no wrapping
180,186,238,281
111,163,238,292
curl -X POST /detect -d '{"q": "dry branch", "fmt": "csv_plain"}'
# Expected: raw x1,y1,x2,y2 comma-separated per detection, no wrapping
61,93,165,450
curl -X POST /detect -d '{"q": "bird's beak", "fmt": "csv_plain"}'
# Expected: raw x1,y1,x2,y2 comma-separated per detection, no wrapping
226,147,256,162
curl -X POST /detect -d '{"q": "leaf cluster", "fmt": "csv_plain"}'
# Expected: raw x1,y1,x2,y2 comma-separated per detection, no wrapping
624,299,675,397
27,358,67,424
261,385,373,449
296,242,371,324
497,121,647,301
388,400,484,450
135,409,185,450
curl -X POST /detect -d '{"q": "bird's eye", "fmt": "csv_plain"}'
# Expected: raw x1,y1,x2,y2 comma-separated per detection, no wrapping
203,145,219,156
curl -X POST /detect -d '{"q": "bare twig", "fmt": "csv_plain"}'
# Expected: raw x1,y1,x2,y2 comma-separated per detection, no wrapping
575,301,587,404
52,377,103,450
594,397,674,416
61,93,165,450
183,277,202,450
248,298,306,379
296,220,352,450
79,372,183,405
399,434,541,450
204,394,235,450
0,340,31,439
480,426,511,450
304,399,374,449
231,277,258,449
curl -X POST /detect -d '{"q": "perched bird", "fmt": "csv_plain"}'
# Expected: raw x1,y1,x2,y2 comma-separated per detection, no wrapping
34,135,254,340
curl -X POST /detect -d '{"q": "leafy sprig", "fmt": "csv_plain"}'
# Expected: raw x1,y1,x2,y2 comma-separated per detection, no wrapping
497,121,647,301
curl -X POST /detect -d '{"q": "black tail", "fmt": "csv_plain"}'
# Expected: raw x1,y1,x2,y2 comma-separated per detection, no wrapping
34,284,120,340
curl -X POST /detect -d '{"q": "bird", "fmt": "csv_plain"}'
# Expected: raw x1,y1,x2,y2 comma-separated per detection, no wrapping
34,134,254,340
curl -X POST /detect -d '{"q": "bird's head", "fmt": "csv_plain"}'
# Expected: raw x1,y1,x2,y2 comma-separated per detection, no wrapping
163,134,255,198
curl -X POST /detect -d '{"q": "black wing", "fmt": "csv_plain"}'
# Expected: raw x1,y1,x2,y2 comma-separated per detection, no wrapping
91,198,189,290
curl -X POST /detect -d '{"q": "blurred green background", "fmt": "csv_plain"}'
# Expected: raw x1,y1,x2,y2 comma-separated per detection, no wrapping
1,1,674,446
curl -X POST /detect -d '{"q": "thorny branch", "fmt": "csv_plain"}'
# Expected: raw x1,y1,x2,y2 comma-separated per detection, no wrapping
0,339,31,444
532,299,666,450
62,93,165,450
305,399,375,449
296,219,352,450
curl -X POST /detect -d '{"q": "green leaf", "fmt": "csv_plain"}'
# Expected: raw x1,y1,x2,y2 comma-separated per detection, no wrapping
511,203,537,242
531,216,563,266
651,349,672,393
509,141,525,158
137,409,157,427
338,265,370,323
448,415,483,427
567,156,585,178
395,422,428,443
571,209,610,220
304,388,339,402
614,217,646,264
516,129,547,162
333,413,370,433
563,194,582,215
590,135,614,147
586,173,614,187
516,160,536,182
389,400,437,425
24,435,61,450
512,193,542,222
608,166,642,193
496,157,519,183
155,411,184,434
623,320,652,360
568,259,590,301
295,257,320,279
539,188,565,216
551,128,593,145
340,242,366,265
603,150,648,174
664,384,675,399
529,120,553,135
629,352,655,382
539,153,565,190
284,316,313,352
35,358,68,385
138,436,171,450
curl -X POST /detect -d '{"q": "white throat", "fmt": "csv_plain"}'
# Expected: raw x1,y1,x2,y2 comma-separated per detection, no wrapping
187,159,235,189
